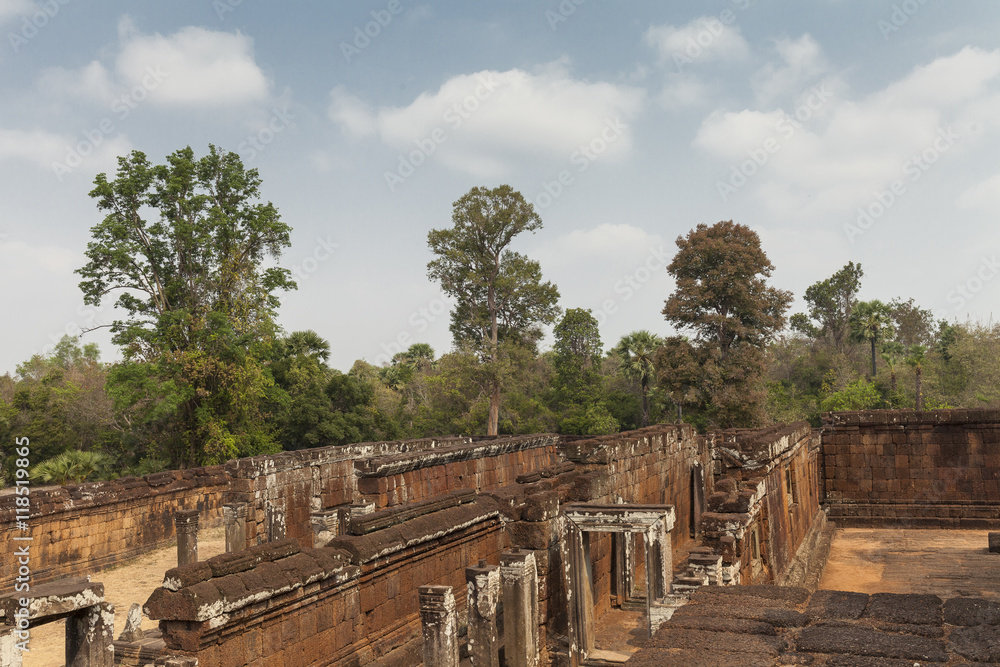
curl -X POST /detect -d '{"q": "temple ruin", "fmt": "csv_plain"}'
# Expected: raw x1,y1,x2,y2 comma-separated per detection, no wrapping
3,409,1000,665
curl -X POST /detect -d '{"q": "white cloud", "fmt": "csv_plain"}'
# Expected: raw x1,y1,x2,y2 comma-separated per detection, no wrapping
693,48,1000,218
0,0,31,24
881,46,1000,107
657,74,710,109
957,173,1000,213
0,126,131,175
328,64,644,177
37,61,117,103
752,35,828,105
645,16,749,68
27,18,272,110
328,87,377,137
115,18,270,107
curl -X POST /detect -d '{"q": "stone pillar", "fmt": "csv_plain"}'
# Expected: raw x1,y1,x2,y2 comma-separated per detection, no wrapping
174,510,199,567
224,503,247,553
66,602,115,667
0,626,23,667
501,549,539,667
418,585,458,667
266,502,286,542
117,603,144,643
465,561,501,667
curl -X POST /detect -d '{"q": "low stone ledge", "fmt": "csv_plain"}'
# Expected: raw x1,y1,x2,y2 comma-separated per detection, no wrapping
348,489,476,535
823,408,1000,428
145,546,358,622
327,496,501,565
354,434,559,478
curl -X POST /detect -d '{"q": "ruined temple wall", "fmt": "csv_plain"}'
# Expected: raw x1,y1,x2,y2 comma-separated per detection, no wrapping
0,466,229,590
147,502,507,667
823,409,1000,526
224,437,471,547
761,429,822,584
698,422,819,587
564,424,710,622
353,434,561,509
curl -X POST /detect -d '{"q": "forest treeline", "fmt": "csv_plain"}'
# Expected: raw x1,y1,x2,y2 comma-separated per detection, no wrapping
2,146,998,485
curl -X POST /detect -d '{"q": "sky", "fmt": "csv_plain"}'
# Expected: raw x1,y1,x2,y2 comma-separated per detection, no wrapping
1,0,999,374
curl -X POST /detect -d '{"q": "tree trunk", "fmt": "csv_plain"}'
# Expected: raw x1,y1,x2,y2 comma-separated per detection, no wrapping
889,370,897,394
640,378,649,428
870,337,877,378
488,381,500,435
915,369,923,411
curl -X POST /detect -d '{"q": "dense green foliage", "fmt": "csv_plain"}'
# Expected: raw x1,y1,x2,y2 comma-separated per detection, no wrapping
4,154,998,485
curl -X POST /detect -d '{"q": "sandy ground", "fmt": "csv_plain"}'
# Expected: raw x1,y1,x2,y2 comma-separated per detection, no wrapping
819,527,1000,599
22,526,226,667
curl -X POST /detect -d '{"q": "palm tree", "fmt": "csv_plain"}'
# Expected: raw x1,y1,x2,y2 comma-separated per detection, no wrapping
881,340,905,399
906,344,927,411
613,331,664,427
849,300,892,378
31,450,113,486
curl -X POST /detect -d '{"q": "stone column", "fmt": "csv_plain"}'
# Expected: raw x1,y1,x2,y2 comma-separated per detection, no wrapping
266,502,286,542
501,549,539,667
0,626,23,667
66,602,115,667
465,561,501,667
174,510,199,567
223,503,247,553
418,585,458,667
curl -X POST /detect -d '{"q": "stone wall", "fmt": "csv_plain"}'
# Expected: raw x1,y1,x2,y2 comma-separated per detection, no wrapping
224,437,469,547
695,422,820,588
145,498,508,667
354,434,560,508
823,409,1000,526
0,466,229,590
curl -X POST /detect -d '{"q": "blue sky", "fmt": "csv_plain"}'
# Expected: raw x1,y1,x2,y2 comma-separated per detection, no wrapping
2,0,999,373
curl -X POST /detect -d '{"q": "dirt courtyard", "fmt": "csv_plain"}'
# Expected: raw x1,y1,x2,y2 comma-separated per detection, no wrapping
818,527,1000,600
22,526,226,667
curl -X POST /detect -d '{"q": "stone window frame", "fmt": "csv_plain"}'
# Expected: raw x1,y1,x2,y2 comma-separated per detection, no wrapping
560,503,675,665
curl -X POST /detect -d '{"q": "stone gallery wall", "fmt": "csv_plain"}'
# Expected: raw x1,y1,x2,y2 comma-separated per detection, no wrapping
0,466,229,590
696,422,821,588
822,409,1000,526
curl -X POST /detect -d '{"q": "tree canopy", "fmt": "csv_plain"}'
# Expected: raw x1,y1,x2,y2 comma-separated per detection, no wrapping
427,185,560,434
77,146,295,466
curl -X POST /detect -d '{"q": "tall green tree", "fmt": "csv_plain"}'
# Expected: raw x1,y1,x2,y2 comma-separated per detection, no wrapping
907,344,927,411
77,146,295,466
790,262,863,349
849,300,893,379
614,331,663,427
662,221,792,427
426,185,560,435
552,308,603,397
